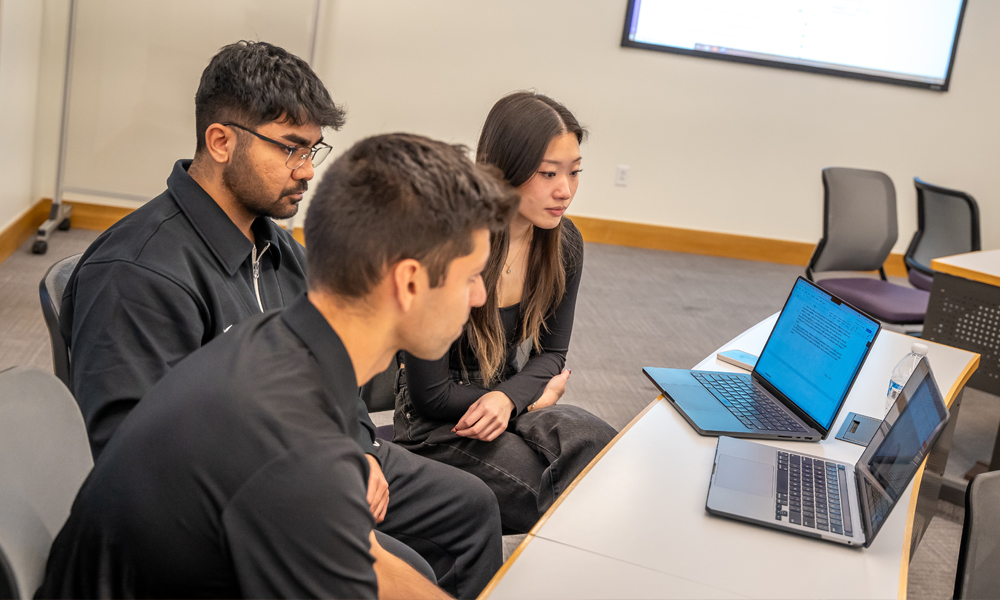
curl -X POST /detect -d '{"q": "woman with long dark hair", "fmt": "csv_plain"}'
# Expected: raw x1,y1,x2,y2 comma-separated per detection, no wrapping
393,91,617,534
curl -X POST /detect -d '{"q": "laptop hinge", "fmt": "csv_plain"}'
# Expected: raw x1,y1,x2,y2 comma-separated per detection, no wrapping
752,371,826,435
855,470,871,542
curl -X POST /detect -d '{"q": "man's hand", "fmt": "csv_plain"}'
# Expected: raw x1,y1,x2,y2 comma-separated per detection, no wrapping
453,391,515,442
365,455,390,523
529,369,571,411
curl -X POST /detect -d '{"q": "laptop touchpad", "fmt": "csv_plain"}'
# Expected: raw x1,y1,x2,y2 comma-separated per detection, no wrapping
715,455,773,497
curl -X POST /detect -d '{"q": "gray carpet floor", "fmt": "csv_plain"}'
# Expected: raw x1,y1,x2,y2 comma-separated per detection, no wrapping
2,227,996,599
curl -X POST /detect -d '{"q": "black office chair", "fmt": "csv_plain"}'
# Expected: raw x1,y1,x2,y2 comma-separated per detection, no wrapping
805,167,929,326
903,178,981,292
39,254,82,389
954,470,1000,599
360,353,401,440
0,545,17,600
0,367,93,598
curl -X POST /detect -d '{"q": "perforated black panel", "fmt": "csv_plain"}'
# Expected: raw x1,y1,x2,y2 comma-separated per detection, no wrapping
924,273,1000,395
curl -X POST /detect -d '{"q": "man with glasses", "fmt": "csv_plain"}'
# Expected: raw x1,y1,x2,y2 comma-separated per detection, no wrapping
60,41,503,598
42,133,515,599
62,41,338,458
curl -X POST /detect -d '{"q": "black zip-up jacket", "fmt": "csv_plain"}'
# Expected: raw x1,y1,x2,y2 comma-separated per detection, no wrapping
61,160,308,458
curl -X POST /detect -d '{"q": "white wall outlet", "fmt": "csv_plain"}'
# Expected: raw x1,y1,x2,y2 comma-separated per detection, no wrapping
615,165,630,187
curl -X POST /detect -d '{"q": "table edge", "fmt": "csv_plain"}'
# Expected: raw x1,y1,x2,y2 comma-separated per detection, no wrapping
897,351,980,600
930,255,1000,288
478,329,980,600
476,396,662,599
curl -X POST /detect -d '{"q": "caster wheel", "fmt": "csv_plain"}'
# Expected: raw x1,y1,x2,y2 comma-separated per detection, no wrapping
58,218,71,231
32,240,48,255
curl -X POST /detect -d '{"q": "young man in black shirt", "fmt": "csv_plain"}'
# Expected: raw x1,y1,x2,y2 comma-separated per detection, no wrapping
62,41,334,458
59,42,504,598
38,133,519,598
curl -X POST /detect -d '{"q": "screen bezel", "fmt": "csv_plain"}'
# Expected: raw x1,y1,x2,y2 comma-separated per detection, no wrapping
854,358,949,546
620,0,968,92
750,277,881,437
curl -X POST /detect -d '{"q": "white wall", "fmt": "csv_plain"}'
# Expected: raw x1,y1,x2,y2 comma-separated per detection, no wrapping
26,0,1000,252
31,0,315,211
30,0,69,214
305,0,1000,252
0,0,44,232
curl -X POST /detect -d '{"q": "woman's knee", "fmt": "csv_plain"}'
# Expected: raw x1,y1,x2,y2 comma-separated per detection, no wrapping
523,404,617,441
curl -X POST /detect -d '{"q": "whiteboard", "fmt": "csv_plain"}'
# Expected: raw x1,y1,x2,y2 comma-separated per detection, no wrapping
61,0,317,203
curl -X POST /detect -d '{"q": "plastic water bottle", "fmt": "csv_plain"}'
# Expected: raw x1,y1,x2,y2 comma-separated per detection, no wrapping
885,343,929,414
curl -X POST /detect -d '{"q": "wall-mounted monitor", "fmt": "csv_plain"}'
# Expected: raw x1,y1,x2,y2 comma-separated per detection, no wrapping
621,0,967,91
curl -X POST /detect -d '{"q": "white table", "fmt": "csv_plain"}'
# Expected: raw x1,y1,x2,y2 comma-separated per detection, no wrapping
931,248,1000,289
481,316,979,600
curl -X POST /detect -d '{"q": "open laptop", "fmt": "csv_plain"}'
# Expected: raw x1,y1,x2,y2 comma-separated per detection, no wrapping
643,277,880,442
705,358,948,547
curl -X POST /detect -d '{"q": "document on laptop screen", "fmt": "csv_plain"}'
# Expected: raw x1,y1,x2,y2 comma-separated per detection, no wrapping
754,280,878,430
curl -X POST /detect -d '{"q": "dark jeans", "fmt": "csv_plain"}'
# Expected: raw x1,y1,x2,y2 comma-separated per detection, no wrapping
394,390,617,535
373,440,502,599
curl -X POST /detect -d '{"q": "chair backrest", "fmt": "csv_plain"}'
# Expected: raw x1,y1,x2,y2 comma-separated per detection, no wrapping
360,352,401,413
904,178,981,276
807,168,897,278
0,367,93,599
0,545,17,599
38,254,82,389
955,470,1000,599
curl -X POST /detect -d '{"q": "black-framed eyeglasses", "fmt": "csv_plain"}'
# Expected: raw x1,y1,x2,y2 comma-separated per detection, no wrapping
223,122,333,170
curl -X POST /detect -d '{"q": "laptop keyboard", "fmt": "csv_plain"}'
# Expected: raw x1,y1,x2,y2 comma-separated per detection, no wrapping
692,372,807,433
776,451,852,537
864,479,894,527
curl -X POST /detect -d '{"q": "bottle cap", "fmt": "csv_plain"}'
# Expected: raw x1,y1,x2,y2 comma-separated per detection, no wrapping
911,342,929,355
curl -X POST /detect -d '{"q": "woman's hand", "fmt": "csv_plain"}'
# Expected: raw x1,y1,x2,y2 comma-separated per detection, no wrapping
453,391,515,442
529,369,571,411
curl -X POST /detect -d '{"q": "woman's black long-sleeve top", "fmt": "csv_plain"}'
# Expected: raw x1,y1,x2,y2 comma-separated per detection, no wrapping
404,219,584,420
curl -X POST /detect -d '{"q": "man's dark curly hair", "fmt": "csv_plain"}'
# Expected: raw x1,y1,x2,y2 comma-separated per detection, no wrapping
194,40,345,152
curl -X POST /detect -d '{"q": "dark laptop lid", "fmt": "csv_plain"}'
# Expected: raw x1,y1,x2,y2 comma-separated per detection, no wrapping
752,277,880,433
854,358,948,545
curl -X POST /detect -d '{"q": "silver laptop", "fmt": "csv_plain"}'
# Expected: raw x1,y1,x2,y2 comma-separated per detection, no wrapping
705,358,947,547
644,277,881,442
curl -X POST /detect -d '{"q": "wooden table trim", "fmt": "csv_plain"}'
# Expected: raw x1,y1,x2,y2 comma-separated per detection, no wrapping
931,252,1000,288
897,351,979,599
477,397,661,599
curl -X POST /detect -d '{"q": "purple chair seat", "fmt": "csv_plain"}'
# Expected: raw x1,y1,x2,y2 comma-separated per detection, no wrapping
817,278,929,324
376,423,395,441
908,269,934,292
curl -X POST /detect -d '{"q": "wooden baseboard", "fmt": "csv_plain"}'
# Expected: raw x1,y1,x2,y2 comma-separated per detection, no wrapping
0,198,53,264
571,215,908,278
883,254,906,279
64,200,134,231
24,200,909,277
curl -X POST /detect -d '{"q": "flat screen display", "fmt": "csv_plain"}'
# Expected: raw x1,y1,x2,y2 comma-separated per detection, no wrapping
621,0,967,91
753,278,879,431
857,358,948,538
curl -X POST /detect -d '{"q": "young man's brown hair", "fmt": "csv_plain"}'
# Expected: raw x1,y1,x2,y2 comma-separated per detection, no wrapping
305,133,520,297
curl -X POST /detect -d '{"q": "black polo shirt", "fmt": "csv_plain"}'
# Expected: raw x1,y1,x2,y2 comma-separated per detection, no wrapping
61,159,308,457
38,296,379,598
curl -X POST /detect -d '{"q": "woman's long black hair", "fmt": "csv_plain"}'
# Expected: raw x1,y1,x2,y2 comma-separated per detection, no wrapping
468,91,587,384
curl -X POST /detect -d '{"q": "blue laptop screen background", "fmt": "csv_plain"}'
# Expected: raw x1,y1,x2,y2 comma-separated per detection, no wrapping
754,280,879,430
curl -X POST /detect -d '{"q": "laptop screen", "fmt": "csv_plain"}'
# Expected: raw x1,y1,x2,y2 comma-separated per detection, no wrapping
856,358,948,538
753,278,879,431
